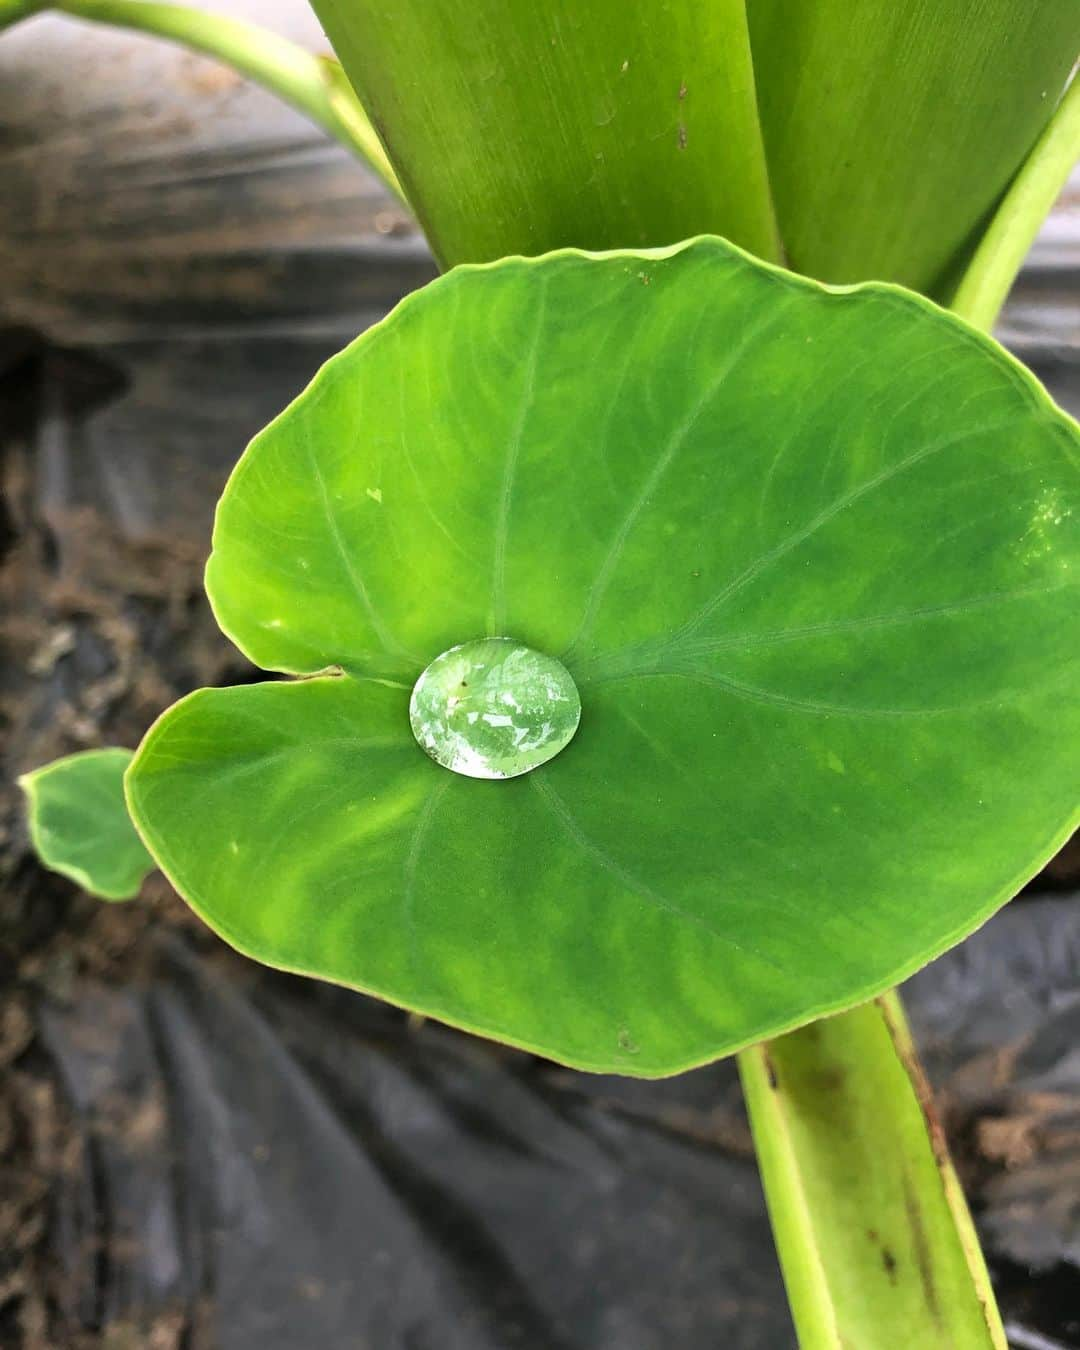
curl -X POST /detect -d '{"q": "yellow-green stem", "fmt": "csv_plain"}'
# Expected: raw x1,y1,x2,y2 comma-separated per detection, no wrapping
0,0,405,202
952,74,1080,330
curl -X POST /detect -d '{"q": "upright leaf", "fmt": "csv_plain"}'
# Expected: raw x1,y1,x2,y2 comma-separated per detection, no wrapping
747,1,1080,295
310,0,781,267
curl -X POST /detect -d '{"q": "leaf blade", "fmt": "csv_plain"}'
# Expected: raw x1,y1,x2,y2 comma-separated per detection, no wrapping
21,748,153,901
739,996,1007,1348
137,240,1080,1074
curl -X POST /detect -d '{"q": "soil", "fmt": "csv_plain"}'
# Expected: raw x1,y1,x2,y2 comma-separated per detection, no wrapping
1,331,241,1349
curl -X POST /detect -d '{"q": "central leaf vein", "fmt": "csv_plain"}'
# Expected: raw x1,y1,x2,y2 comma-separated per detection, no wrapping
402,776,452,984
563,295,800,661
491,277,549,635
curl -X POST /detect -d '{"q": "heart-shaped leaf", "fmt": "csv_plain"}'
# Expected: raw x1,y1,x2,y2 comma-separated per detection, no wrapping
21,748,153,901
127,238,1080,1075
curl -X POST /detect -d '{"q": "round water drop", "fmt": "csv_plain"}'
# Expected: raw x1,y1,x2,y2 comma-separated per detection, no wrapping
409,638,581,780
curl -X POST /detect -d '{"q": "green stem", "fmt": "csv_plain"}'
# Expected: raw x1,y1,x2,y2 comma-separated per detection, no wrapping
0,0,405,202
738,995,1006,1349
951,73,1080,330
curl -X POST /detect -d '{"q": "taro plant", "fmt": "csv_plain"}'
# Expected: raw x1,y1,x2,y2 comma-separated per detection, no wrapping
13,3,1080,1345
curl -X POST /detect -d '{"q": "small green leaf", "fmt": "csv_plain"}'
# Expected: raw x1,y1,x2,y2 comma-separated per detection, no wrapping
21,748,153,901
128,239,1080,1075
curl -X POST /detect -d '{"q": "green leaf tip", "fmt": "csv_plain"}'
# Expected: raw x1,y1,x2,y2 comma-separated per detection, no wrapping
129,237,1080,1075
20,747,154,901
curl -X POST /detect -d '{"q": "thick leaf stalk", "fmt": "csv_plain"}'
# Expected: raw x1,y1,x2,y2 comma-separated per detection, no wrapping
739,995,1006,1349
747,0,1080,295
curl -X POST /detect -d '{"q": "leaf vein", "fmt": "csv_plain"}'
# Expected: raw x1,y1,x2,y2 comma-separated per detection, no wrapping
492,279,549,634
530,774,782,969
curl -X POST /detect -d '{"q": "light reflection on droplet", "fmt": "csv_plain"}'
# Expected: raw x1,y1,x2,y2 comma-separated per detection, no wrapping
409,638,581,780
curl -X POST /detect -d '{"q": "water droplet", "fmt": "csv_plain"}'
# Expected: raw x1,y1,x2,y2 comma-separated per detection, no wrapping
409,638,581,780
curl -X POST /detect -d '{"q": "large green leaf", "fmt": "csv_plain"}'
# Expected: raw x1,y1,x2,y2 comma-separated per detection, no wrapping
127,239,1080,1076
309,0,781,267
747,1,1080,294
20,748,153,900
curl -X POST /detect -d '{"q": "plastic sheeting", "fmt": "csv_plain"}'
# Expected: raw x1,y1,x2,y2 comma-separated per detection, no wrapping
38,934,781,1348
24,898,1080,1349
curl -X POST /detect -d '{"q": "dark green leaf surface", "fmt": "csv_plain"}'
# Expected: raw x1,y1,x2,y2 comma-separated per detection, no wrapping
127,239,1080,1075
21,748,153,900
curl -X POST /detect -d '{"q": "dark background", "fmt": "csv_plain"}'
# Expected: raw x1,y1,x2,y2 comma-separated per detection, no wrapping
2,10,1078,1347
